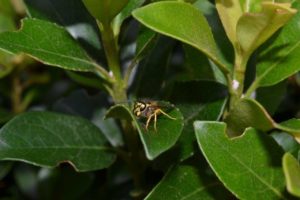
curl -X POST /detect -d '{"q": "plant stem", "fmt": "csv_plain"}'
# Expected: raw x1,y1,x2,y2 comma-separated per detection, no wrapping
244,78,260,98
11,74,23,114
229,50,249,109
99,20,146,197
99,22,122,82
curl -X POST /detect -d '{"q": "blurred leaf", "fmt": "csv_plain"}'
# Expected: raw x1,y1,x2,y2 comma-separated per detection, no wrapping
37,167,94,200
237,2,296,58
83,0,129,24
132,36,174,98
52,89,104,119
0,19,106,74
113,0,146,35
66,71,107,91
180,45,215,81
169,81,228,104
0,108,14,124
105,102,184,160
146,164,231,200
0,111,116,172
0,13,15,32
195,121,286,199
0,161,13,180
250,1,300,88
14,164,38,199
224,98,275,136
0,0,15,18
283,153,300,197
92,109,124,147
135,26,157,61
276,119,300,142
256,81,287,115
272,132,300,157
24,0,103,62
133,1,230,73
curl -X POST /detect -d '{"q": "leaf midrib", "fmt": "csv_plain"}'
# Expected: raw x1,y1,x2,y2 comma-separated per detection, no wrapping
0,40,96,67
181,182,219,200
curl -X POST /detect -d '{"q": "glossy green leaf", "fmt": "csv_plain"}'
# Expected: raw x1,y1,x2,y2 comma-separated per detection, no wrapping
224,98,276,136
83,0,129,24
283,153,300,197
236,2,296,57
0,112,116,172
146,164,230,200
133,1,229,73
252,1,300,87
105,102,184,160
195,121,286,199
0,18,106,73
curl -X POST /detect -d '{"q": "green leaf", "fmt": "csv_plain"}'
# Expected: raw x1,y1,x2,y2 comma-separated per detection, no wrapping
105,102,184,160
133,1,229,73
146,164,230,200
0,112,116,172
224,98,276,136
272,132,300,157
252,1,300,87
66,71,108,91
283,153,300,197
132,37,174,98
153,81,227,170
276,119,300,142
193,0,234,71
215,0,243,46
135,26,157,61
0,18,106,74
113,0,146,35
256,81,287,115
194,121,286,199
83,0,129,24
92,109,124,148
181,45,215,81
24,0,104,62
236,2,296,57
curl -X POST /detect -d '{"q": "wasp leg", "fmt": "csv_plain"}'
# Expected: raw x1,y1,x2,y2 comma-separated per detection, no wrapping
154,111,158,132
157,109,176,120
145,113,154,131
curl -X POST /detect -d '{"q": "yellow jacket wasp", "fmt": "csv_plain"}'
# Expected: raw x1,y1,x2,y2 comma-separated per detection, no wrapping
133,100,176,131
